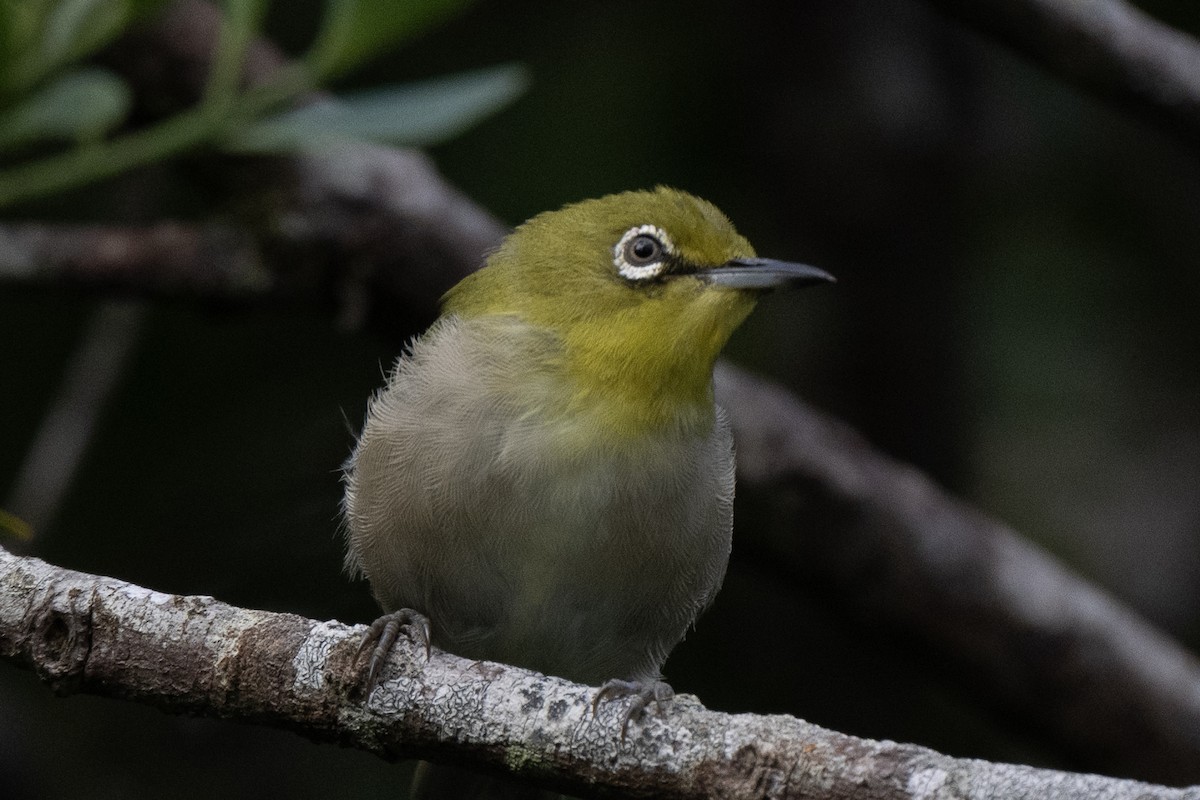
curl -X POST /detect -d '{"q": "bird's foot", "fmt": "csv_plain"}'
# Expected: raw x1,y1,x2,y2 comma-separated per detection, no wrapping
355,608,431,695
592,678,675,739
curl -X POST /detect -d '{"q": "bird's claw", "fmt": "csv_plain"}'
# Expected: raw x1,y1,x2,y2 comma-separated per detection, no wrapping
592,678,675,740
356,608,431,695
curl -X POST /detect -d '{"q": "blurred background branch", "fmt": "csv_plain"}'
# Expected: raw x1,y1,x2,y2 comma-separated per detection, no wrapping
921,0,1200,148
717,361,1200,785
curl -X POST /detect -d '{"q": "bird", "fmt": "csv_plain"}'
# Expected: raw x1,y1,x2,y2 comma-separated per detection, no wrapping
342,187,832,796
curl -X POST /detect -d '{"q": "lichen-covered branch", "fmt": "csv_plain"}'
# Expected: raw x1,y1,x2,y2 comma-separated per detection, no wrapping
2,545,1196,800
920,0,1200,147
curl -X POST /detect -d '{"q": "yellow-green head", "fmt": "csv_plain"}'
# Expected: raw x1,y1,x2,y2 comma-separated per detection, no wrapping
444,187,832,436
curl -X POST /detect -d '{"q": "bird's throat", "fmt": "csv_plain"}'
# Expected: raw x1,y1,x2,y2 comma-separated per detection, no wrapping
559,295,754,440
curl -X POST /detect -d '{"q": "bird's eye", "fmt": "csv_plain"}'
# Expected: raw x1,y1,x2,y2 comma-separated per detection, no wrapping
627,234,662,266
613,224,673,281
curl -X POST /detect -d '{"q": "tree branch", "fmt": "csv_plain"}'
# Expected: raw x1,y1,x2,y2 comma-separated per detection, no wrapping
0,222,270,299
2,544,1196,800
920,0,1200,147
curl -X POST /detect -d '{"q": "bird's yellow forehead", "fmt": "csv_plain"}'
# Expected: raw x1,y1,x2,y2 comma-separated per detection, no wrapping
442,187,758,322
549,186,757,267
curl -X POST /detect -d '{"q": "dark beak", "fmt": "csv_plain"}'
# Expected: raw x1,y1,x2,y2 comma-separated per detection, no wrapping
700,257,835,291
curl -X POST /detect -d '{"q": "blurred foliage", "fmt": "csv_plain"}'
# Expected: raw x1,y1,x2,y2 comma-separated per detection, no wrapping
0,68,131,151
228,64,528,152
0,0,164,98
0,0,159,150
304,0,474,77
0,0,525,205
0,509,33,541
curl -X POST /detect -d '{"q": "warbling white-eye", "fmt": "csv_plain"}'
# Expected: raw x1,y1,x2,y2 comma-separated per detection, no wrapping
343,187,832,796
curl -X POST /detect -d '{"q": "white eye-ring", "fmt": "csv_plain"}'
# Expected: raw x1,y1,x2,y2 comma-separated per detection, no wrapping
614,224,673,281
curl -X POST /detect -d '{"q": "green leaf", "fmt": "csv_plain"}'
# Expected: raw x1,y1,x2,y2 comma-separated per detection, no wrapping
203,0,270,108
0,508,33,542
0,67,132,151
41,0,126,67
0,0,168,96
306,0,475,79
0,0,46,85
226,63,529,153
42,0,167,65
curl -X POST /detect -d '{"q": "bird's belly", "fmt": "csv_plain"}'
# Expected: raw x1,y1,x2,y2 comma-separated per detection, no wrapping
354,425,733,685
442,440,730,684
344,333,736,685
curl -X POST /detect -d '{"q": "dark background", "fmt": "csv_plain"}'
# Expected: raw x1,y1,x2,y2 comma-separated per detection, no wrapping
3,1,1200,797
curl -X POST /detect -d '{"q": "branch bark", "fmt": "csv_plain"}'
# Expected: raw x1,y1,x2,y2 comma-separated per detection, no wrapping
2,545,1196,800
920,0,1200,147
